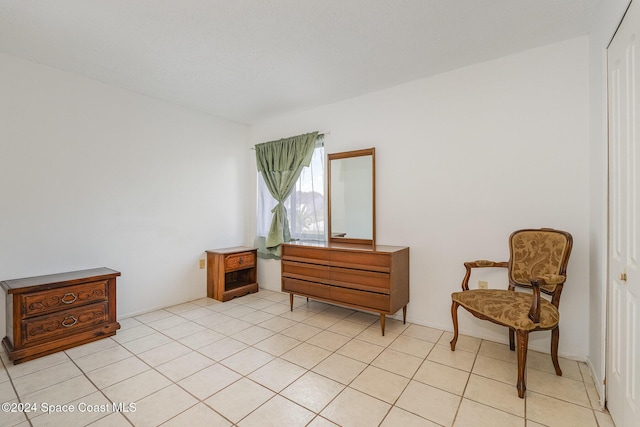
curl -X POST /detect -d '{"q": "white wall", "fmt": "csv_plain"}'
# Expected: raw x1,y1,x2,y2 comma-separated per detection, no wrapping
588,0,632,404
249,37,590,359
0,53,250,335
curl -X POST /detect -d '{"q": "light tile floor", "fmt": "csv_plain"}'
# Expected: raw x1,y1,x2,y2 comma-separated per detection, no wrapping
0,289,616,427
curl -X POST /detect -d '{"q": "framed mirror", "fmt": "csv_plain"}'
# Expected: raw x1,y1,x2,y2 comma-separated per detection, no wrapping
327,148,376,245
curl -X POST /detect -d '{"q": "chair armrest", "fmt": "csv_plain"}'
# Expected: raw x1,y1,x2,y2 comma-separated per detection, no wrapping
528,278,544,323
461,260,508,290
465,260,509,269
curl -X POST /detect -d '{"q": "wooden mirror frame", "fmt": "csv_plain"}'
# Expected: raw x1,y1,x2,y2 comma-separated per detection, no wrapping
327,148,376,245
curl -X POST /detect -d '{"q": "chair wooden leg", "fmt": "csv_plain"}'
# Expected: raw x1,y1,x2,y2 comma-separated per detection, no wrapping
516,329,529,398
509,328,515,351
551,326,562,376
402,305,407,324
450,301,459,351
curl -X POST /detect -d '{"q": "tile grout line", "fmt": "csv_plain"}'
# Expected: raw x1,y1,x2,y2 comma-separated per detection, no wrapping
0,351,34,427
64,347,136,427
200,296,415,426
140,295,342,426
3,291,611,427
11,295,398,425
100,319,236,426
450,337,481,427
218,298,376,426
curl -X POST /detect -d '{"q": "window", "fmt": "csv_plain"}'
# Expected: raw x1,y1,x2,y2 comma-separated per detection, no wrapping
257,140,325,242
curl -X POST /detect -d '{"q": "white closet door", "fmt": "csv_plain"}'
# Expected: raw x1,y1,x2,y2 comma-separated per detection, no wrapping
607,2,640,426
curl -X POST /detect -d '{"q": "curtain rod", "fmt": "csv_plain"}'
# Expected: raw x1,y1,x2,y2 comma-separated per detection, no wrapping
250,131,330,150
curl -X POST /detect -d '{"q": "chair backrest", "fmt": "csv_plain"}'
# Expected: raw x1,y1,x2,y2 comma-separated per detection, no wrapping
508,228,573,289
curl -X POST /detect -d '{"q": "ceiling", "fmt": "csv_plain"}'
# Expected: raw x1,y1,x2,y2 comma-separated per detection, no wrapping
0,1,596,125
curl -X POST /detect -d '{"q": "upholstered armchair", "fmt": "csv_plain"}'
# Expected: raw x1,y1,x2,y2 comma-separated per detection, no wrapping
449,228,572,398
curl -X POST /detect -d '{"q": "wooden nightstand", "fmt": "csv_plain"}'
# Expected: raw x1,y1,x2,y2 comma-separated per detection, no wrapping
206,247,258,301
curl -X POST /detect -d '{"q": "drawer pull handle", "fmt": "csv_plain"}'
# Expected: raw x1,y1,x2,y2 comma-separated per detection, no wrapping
239,257,244,265
61,316,78,328
61,293,78,304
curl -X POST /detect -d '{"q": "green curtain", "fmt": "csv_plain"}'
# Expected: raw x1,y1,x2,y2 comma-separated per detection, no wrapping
255,132,318,256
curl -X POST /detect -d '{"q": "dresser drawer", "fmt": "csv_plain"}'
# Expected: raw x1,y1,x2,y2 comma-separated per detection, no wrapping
282,278,390,311
22,302,109,345
282,261,331,282
282,277,331,300
21,280,108,319
224,252,255,272
330,267,390,291
329,251,390,272
283,261,390,293
282,245,390,272
281,245,332,263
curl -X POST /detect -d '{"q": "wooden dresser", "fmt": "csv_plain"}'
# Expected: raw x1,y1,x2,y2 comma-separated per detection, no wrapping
1,268,121,364
206,247,258,301
281,242,409,335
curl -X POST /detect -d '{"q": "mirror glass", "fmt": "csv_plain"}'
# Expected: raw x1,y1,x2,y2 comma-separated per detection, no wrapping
328,148,375,245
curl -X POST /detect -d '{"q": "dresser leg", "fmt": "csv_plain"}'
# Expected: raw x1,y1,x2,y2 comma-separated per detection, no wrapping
380,314,386,336
289,293,294,311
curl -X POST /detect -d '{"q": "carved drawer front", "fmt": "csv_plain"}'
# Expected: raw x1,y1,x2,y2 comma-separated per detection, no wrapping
21,280,108,319
282,278,390,311
22,302,109,345
224,252,255,272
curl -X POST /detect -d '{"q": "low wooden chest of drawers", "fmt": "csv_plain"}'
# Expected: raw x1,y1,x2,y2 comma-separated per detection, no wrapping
281,242,409,335
206,247,258,302
1,268,121,364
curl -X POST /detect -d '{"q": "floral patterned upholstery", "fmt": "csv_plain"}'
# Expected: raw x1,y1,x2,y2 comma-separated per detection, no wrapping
452,289,559,331
509,230,570,292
